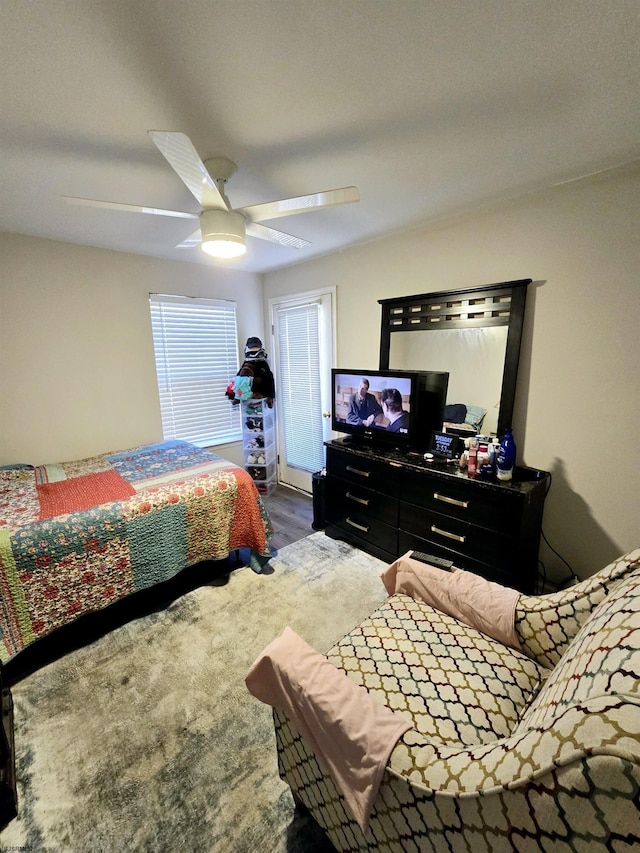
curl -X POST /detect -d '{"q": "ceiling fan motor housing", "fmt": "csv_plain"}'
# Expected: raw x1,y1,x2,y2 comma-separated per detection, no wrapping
200,208,246,257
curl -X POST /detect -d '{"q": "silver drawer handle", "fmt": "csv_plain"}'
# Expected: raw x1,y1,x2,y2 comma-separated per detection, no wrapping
431,524,466,544
433,492,469,509
346,465,370,478
346,491,370,507
346,517,370,533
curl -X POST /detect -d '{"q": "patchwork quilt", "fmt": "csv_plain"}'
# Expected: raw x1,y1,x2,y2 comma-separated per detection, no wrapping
0,440,273,661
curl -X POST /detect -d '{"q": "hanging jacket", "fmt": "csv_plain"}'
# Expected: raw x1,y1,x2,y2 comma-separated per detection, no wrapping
225,357,275,408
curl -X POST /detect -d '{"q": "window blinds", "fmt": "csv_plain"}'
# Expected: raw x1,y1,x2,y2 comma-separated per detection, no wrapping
275,302,324,473
149,294,241,447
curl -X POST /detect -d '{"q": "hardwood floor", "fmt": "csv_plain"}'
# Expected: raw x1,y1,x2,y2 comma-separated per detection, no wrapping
260,484,316,551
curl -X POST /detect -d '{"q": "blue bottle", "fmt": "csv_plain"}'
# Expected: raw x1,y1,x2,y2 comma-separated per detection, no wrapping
496,428,516,481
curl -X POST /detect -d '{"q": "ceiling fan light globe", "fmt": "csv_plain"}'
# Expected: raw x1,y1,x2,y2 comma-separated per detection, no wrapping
200,209,246,259
201,238,247,259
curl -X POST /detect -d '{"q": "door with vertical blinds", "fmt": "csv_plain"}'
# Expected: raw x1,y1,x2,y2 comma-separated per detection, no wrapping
271,290,334,492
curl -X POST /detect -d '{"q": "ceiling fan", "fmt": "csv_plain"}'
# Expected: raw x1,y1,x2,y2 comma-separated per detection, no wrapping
63,131,360,259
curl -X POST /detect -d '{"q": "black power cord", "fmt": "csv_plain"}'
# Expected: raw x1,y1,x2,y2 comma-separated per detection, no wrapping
536,472,579,591
536,559,547,595
540,529,579,588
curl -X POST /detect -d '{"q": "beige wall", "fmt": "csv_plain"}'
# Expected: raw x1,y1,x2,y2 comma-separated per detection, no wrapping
263,167,640,581
0,234,263,464
2,168,638,581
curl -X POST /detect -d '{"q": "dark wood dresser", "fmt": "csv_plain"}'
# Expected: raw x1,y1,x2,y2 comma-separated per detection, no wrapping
324,438,549,593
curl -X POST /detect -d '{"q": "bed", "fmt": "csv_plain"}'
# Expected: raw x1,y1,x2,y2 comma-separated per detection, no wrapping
442,402,487,436
0,440,273,663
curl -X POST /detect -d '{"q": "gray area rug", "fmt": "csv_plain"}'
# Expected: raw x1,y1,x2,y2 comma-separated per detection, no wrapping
0,532,388,852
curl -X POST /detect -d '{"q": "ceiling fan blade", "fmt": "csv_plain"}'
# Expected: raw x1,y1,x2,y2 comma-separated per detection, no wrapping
148,130,228,211
175,229,202,248
62,196,198,219
240,186,359,223
246,221,310,249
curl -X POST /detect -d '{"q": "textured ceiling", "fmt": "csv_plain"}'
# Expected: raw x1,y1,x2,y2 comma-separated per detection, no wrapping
1,0,638,273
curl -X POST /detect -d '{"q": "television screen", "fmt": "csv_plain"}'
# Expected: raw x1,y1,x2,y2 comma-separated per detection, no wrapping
331,368,449,451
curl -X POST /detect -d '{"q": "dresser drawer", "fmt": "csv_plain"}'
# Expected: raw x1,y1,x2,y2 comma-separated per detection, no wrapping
328,509,398,555
327,477,398,526
399,503,516,571
401,472,522,534
398,530,529,591
327,447,400,496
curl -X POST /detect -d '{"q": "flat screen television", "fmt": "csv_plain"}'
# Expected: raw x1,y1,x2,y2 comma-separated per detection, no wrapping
331,368,449,452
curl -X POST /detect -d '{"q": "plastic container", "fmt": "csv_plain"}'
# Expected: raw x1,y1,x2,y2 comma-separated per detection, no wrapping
241,399,276,495
243,442,276,468
496,428,517,481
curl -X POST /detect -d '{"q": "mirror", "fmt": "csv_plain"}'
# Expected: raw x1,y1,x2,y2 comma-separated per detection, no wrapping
379,280,531,438
389,326,508,435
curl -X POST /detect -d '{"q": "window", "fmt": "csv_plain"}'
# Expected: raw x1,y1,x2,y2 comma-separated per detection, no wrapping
149,294,241,447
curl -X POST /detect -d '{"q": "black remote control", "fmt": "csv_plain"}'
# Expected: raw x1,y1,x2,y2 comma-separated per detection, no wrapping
410,551,454,571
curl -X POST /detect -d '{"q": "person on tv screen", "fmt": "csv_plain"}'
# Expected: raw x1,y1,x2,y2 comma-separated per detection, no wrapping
346,377,383,427
380,388,410,433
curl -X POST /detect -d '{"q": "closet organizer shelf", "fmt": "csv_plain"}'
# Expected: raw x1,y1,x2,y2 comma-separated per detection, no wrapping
324,437,549,593
241,400,276,496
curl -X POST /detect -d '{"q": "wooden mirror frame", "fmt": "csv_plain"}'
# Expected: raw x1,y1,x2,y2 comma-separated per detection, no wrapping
378,279,531,438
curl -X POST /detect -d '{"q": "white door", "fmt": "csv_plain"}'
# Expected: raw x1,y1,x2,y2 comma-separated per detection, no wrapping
269,288,335,493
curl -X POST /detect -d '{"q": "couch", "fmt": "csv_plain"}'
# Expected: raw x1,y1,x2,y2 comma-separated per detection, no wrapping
273,549,640,851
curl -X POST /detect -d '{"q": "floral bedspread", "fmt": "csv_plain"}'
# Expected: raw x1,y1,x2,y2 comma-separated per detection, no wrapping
0,440,273,661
